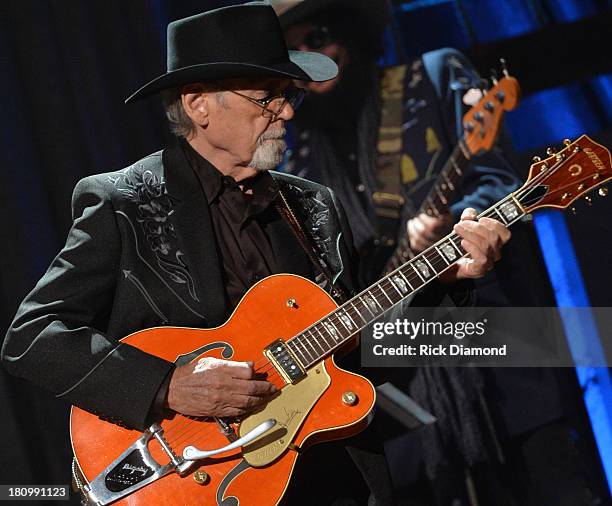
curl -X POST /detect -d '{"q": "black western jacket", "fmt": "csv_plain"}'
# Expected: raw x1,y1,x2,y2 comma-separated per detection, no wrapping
2,143,361,431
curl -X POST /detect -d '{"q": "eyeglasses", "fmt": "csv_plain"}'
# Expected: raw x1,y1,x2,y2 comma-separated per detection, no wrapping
220,84,305,120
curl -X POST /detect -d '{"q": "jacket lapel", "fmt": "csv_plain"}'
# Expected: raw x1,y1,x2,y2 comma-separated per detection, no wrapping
162,142,227,327
265,209,314,279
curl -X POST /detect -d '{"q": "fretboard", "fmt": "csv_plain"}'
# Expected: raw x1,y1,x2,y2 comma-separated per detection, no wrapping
383,142,471,274
285,193,524,369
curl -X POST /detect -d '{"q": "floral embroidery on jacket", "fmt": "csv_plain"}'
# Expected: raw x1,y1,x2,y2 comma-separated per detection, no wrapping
109,164,199,302
277,180,341,277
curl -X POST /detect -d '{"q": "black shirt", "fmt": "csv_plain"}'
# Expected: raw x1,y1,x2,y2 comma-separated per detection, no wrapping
154,142,398,504
181,139,283,308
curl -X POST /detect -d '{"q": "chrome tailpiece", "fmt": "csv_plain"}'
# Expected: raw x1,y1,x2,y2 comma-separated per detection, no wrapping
78,423,194,505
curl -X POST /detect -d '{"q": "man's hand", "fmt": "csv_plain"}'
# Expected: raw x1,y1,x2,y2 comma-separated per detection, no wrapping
440,207,511,282
407,212,454,253
166,357,278,418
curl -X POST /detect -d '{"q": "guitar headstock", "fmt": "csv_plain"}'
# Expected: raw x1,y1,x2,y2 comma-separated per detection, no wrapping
515,135,612,213
463,74,521,157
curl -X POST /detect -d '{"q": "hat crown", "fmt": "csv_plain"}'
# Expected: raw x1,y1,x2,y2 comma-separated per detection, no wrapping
167,3,289,72
125,1,338,103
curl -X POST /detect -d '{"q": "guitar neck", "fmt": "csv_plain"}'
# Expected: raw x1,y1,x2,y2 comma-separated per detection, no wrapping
418,143,470,216
285,193,524,369
383,142,471,274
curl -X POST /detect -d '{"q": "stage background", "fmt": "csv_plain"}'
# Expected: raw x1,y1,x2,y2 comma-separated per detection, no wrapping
1,0,611,502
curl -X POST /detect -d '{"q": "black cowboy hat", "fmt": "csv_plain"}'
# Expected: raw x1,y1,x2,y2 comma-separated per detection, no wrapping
271,0,388,35
125,2,338,103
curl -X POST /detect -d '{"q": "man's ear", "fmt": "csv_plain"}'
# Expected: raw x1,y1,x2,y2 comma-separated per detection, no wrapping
181,84,209,127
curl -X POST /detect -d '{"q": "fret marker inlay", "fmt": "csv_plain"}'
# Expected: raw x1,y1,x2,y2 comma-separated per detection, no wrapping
340,313,354,331
440,242,458,261
392,275,408,293
500,202,519,221
323,321,340,341
363,296,378,315
414,259,431,278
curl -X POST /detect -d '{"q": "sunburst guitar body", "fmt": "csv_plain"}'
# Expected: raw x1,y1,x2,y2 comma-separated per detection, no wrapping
70,274,375,505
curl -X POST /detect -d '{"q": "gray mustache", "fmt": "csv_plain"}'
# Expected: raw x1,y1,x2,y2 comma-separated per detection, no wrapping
259,128,287,142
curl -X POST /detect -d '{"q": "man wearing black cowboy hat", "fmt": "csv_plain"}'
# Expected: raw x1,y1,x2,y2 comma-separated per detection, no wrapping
2,2,510,505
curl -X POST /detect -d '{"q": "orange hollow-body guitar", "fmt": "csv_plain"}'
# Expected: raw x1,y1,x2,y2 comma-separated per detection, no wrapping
71,274,375,506
70,134,612,506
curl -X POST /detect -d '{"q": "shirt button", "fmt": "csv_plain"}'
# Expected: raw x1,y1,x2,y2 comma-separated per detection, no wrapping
356,184,365,192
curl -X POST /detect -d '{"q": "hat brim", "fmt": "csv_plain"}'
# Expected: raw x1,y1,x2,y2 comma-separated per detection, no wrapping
125,50,337,103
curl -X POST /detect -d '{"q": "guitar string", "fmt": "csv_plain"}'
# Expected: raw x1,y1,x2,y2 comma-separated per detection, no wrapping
159,235,471,450
420,144,465,214
280,150,581,367
159,237,465,451
161,353,290,446
162,153,581,449
387,145,465,270
159,147,587,452
159,358,284,446
286,231,468,366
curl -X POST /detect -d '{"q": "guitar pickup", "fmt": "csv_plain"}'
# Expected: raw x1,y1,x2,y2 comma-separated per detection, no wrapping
264,339,306,384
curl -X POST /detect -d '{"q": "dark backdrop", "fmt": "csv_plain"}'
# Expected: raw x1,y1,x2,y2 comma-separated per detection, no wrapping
0,0,232,498
1,0,611,502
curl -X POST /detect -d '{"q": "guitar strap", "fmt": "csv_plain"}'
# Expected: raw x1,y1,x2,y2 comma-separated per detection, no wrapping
275,190,350,304
373,58,457,240
372,64,407,244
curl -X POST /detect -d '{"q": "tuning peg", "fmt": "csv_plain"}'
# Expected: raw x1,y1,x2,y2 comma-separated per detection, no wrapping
584,196,592,206
546,147,556,155
599,187,608,197
500,58,509,77
478,78,489,93
484,101,495,112
465,121,475,133
532,156,541,162
490,69,499,85
563,138,572,147
474,111,484,122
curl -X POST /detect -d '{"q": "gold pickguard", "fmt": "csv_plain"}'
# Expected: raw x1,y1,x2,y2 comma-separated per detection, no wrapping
239,363,330,467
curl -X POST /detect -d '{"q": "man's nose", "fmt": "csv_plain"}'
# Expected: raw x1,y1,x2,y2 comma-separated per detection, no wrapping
275,100,295,122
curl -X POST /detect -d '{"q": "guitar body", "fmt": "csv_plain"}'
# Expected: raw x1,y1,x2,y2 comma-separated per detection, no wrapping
70,274,375,505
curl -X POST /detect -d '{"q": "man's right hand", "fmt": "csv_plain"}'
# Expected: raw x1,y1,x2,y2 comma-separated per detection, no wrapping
166,357,278,418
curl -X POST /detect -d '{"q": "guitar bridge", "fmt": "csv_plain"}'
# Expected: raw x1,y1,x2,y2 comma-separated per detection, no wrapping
77,423,194,505
264,339,306,384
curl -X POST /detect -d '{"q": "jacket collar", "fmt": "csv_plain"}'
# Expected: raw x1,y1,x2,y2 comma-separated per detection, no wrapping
162,140,228,326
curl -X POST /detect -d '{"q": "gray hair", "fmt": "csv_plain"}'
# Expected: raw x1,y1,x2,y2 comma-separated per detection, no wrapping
161,87,196,139
161,85,230,138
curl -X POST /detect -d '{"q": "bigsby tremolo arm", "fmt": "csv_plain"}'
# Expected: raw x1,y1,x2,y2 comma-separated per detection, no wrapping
183,419,277,461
